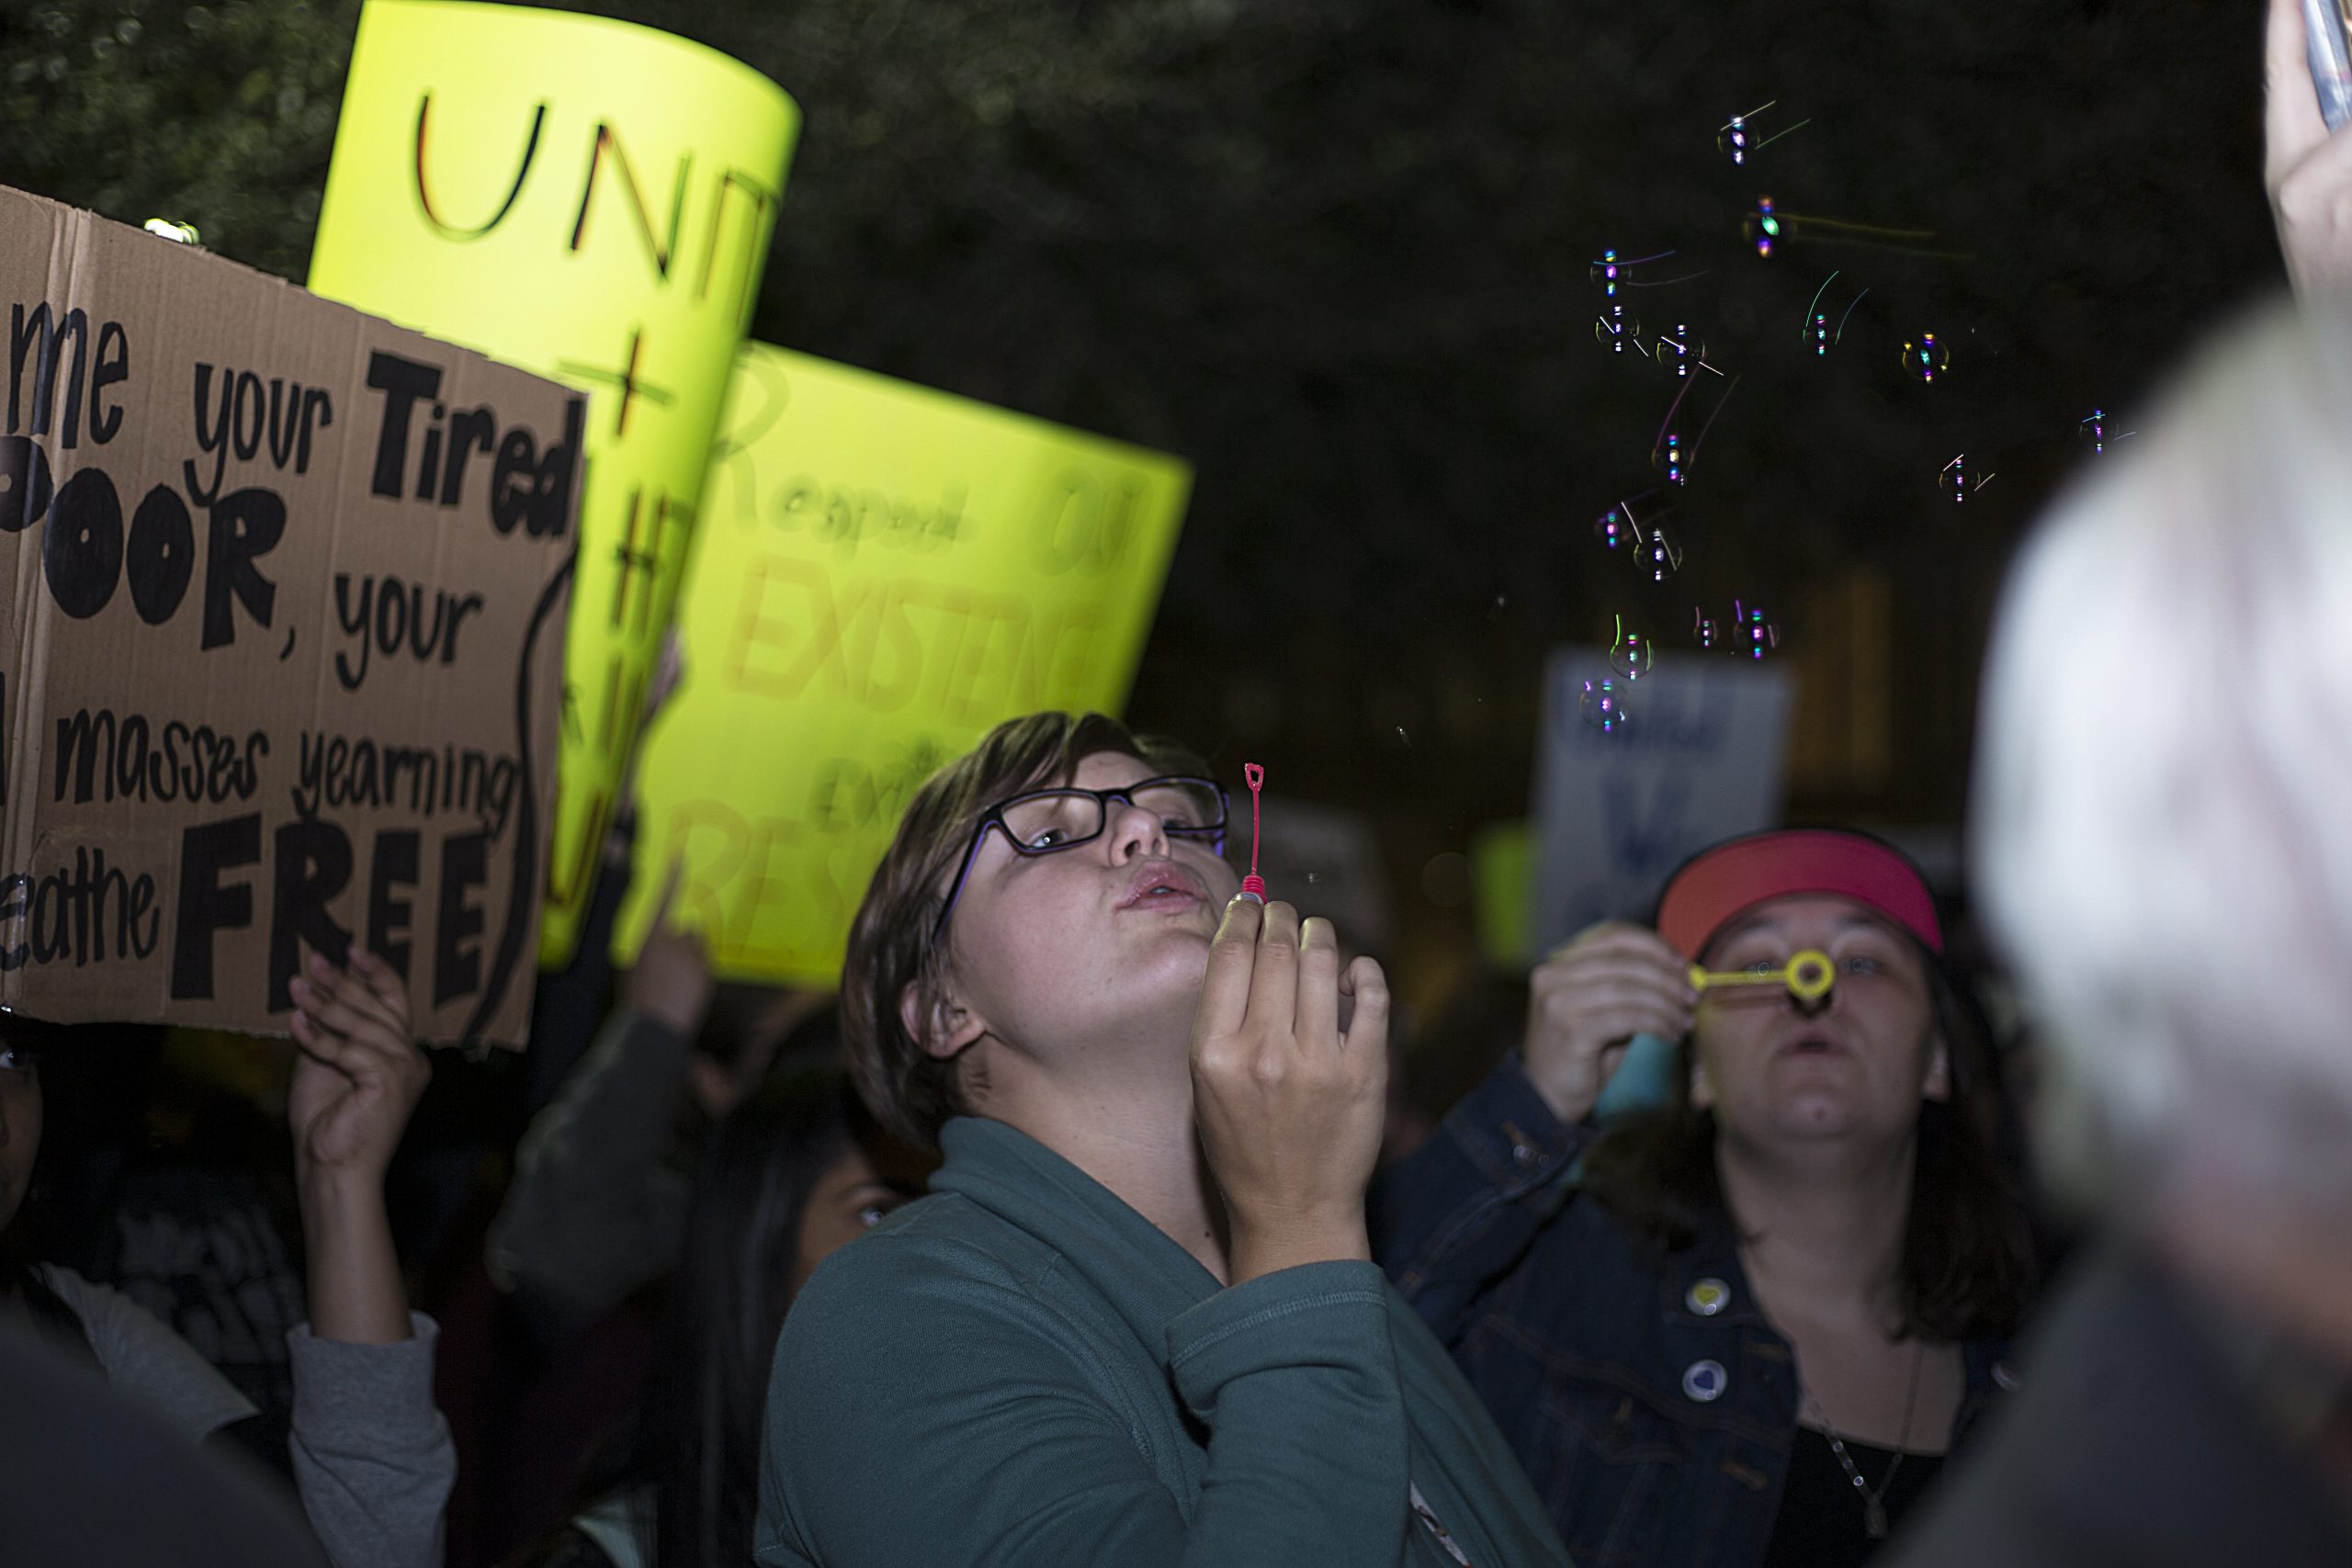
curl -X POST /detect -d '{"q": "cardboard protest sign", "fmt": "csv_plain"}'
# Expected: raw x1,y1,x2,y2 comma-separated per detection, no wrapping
1530,647,1793,955
618,344,1191,983
307,0,797,967
0,186,577,1046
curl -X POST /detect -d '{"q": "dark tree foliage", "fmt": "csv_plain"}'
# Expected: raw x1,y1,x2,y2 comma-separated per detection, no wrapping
0,0,2289,966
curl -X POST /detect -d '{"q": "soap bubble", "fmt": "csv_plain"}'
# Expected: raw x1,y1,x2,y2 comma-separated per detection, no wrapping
2076,408,2119,455
1937,452,1992,502
1720,118,1753,165
1594,504,1640,551
1721,104,1806,167
1694,607,1720,649
1609,616,1653,680
1581,678,1633,732
1595,299,1639,352
1746,198,1781,258
1589,248,1624,296
1655,432,1688,486
1643,526,1681,582
1654,322,1698,377
1734,600,1778,660
1901,333,1948,383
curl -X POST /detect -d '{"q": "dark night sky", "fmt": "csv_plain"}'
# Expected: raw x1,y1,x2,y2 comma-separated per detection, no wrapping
0,0,2294,992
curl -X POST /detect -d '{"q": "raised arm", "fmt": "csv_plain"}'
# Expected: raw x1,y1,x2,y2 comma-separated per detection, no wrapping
284,948,453,1568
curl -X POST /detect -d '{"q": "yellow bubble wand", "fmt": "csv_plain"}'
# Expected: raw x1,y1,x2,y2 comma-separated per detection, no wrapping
1686,949,1838,1004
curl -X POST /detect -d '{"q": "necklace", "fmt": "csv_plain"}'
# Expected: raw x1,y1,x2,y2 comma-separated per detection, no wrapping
1801,1340,1925,1540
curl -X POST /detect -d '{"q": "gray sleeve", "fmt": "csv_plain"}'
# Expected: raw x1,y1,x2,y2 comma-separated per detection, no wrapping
34,1263,256,1442
486,1007,694,1343
286,1313,455,1568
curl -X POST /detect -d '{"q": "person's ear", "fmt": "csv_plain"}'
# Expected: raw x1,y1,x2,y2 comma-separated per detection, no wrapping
899,980,989,1062
1921,1035,1951,1103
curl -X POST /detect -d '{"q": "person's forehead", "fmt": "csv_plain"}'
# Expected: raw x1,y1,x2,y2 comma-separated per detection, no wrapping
1711,896,1901,943
1067,750,1156,789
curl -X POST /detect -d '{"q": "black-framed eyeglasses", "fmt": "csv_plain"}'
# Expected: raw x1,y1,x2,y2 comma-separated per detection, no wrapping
932,776,1229,942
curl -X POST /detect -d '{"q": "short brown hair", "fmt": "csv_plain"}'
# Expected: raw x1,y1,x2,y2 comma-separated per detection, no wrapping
842,712,1211,1151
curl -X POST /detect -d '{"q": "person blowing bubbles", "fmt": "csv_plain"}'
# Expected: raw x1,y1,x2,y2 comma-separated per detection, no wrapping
1376,831,2034,1568
755,712,1566,1568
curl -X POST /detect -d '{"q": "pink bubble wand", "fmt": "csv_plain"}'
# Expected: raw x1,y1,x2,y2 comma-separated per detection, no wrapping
1238,763,1268,902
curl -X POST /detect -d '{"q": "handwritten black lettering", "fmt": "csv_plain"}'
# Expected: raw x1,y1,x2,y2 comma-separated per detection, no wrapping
412,96,547,240
332,572,486,690
290,729,519,841
51,707,266,807
171,812,262,1000
368,350,579,536
7,303,130,450
433,830,487,1007
368,830,419,979
268,818,354,1010
0,848,161,971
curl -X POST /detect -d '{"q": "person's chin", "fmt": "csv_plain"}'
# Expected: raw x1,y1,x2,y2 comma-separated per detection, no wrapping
1766,1085,1870,1137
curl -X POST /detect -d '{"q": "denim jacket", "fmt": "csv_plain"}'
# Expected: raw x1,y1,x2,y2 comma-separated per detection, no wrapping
1373,1056,2010,1568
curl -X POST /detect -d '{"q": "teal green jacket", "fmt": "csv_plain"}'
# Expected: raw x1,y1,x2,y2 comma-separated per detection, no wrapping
755,1116,1569,1568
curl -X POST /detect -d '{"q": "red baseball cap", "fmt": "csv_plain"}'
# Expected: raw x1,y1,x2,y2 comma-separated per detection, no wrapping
1655,829,1943,960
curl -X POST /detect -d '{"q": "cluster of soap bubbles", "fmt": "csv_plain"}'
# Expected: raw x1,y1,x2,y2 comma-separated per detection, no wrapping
1593,497,1681,581
1578,115,1850,738
1690,601,1779,660
1579,600,1780,732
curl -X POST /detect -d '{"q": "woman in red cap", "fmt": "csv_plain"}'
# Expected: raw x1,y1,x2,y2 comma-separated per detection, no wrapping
1375,829,2036,1568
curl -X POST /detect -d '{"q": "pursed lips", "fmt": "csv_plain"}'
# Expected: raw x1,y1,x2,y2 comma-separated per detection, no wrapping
1116,861,1209,910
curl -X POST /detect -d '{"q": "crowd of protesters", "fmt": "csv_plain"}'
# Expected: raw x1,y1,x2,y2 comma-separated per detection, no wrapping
7,2,2352,1563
